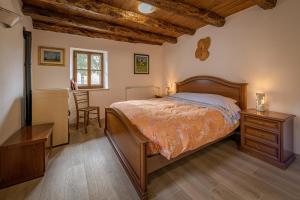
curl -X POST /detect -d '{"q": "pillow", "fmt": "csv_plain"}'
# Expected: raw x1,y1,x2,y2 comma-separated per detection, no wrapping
169,92,241,124
170,92,237,104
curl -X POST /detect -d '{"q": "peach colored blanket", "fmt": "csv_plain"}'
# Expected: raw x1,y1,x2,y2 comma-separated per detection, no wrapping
111,98,238,159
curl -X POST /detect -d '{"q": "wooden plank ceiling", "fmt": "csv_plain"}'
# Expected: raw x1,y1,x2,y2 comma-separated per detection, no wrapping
22,0,277,45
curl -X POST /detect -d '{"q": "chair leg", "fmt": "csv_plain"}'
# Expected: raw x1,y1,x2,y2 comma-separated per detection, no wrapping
84,111,88,133
76,111,79,130
97,107,101,128
87,111,90,126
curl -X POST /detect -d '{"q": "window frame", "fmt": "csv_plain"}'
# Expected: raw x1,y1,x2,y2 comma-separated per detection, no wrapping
73,50,104,89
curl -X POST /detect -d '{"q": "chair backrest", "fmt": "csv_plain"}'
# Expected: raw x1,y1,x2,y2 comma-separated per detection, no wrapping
73,90,89,111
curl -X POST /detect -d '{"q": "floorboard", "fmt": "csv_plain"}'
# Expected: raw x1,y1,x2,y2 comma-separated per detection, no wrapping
1,122,300,200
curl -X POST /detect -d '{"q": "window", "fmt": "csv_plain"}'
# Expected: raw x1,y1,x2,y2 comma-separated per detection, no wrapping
73,51,104,89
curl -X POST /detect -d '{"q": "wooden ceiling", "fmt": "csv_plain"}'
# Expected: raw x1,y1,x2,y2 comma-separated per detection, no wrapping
22,0,277,45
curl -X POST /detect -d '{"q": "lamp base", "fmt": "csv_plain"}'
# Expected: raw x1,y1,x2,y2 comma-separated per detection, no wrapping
256,104,265,112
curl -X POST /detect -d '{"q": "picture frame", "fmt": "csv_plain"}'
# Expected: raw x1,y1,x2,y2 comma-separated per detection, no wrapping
38,46,65,66
134,54,149,74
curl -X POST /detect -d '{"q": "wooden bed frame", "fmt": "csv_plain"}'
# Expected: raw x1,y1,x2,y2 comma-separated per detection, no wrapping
105,76,247,200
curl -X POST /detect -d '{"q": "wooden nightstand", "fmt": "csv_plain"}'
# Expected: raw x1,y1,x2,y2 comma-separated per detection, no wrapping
240,109,295,169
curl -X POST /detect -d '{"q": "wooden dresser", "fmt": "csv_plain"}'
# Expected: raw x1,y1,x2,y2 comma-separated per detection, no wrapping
0,123,53,188
240,109,295,169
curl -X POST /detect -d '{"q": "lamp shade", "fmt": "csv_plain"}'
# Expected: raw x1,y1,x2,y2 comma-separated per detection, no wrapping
256,92,266,112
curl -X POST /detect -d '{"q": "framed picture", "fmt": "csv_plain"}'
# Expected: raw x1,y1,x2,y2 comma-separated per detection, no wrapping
134,54,149,74
38,46,65,66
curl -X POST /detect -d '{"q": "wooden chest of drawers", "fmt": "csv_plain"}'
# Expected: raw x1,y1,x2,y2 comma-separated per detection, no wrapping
240,109,295,169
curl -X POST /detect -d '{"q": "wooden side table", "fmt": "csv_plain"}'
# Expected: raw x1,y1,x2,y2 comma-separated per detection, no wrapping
240,109,295,169
0,123,54,188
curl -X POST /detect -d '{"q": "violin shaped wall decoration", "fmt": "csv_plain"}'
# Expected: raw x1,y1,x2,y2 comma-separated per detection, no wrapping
195,37,211,61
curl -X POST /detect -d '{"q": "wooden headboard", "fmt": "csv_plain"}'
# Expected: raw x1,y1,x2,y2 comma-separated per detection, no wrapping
176,76,248,110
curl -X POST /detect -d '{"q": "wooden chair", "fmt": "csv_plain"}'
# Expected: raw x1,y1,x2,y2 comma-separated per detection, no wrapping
73,90,101,133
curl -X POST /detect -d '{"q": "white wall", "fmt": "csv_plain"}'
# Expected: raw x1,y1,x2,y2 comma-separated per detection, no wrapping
163,0,300,153
31,30,164,120
0,0,28,144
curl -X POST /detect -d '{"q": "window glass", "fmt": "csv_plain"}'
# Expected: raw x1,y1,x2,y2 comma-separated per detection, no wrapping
77,70,88,85
91,54,101,70
91,70,101,85
77,53,88,69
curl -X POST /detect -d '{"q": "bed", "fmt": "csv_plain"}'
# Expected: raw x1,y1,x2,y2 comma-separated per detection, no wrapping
105,76,247,200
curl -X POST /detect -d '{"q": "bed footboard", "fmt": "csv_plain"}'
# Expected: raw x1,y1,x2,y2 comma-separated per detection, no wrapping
105,108,149,200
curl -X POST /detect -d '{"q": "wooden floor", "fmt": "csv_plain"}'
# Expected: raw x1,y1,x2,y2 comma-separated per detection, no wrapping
1,122,300,200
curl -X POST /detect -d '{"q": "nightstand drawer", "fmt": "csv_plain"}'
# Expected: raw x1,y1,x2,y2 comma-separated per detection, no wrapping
244,126,278,144
244,116,280,132
244,139,278,159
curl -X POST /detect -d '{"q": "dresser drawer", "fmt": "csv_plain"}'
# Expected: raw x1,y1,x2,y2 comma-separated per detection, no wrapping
244,126,278,144
244,139,278,159
244,116,280,132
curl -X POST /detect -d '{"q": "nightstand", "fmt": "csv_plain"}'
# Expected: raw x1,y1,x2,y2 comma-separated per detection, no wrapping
240,109,295,169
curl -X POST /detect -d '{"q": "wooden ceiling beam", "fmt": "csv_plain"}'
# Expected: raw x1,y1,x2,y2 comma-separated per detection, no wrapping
23,5,177,44
33,21,163,45
139,0,225,27
22,0,195,36
252,0,277,9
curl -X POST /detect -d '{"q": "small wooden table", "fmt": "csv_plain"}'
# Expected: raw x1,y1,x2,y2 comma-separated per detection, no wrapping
0,123,54,188
240,109,295,169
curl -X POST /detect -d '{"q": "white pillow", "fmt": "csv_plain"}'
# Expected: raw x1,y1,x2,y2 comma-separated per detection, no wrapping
169,92,241,124
171,93,237,104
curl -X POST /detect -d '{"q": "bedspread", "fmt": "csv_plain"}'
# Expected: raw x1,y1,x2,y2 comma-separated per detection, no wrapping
111,98,238,159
